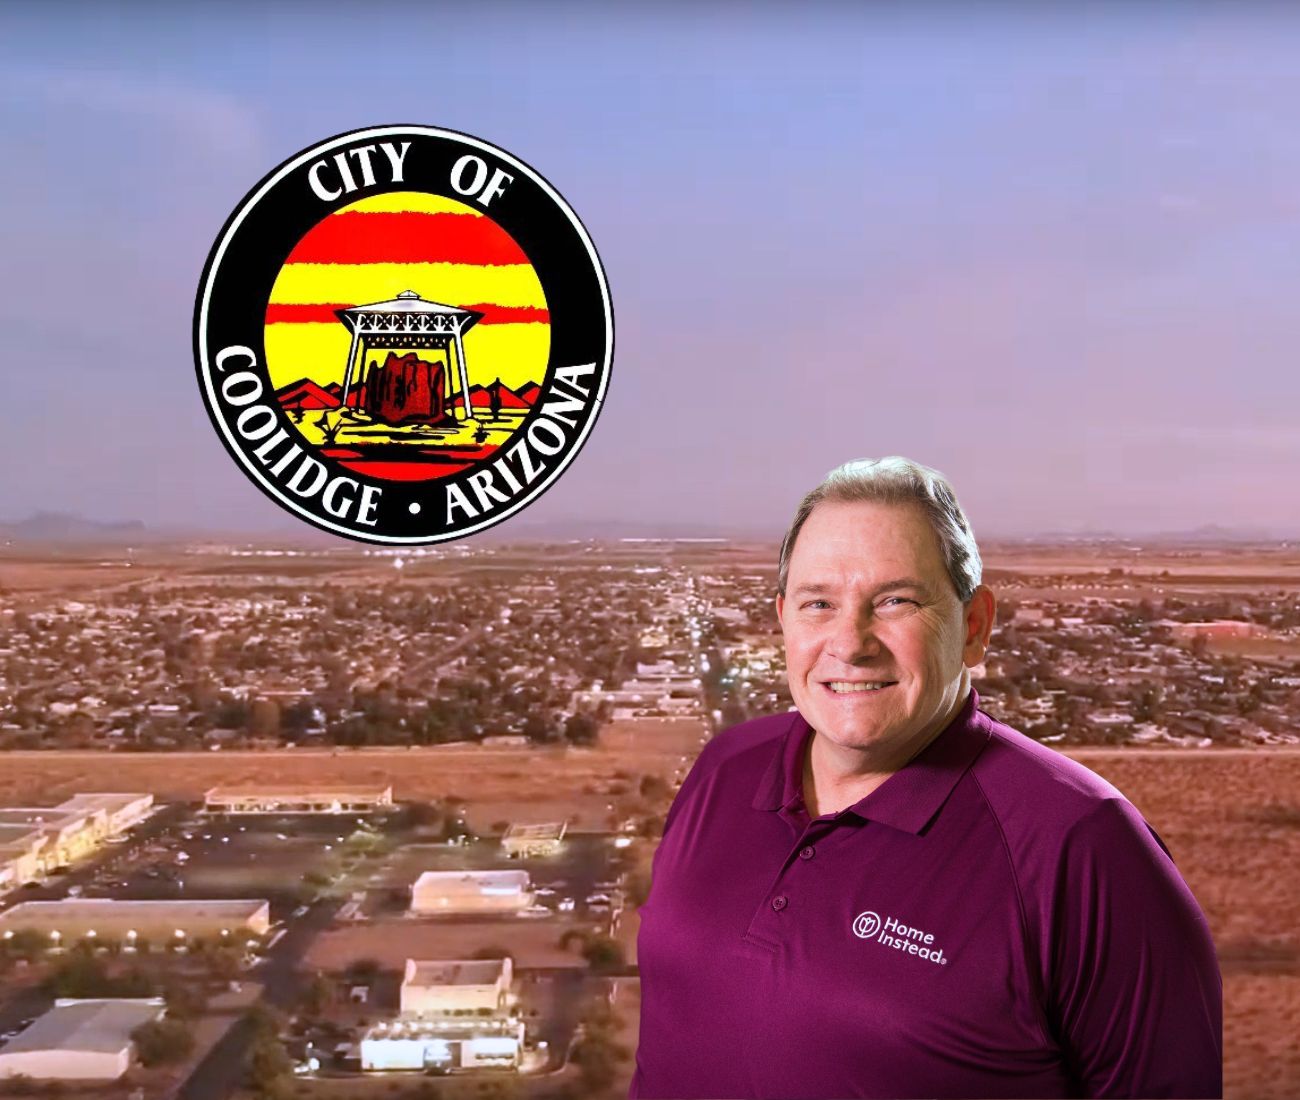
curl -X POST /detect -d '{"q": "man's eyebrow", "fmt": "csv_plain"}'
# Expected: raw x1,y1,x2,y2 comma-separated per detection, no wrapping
789,578,930,598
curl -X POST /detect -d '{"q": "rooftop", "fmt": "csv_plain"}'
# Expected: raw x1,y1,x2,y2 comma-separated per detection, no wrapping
403,958,507,988
0,899,269,925
412,870,529,894
0,999,164,1055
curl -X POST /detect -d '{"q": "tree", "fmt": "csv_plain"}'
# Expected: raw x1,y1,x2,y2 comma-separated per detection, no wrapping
163,978,208,1020
3,929,47,961
247,1038,293,1100
347,958,381,983
638,774,670,801
245,1002,292,1100
249,698,281,738
564,712,599,746
472,945,514,961
132,1018,195,1065
299,972,332,1018
581,934,626,975
571,1032,624,1092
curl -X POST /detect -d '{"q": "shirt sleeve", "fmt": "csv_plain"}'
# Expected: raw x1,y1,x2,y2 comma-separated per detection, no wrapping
1049,796,1223,1099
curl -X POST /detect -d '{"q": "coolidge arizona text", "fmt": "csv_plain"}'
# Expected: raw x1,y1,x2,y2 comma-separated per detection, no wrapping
211,346,596,527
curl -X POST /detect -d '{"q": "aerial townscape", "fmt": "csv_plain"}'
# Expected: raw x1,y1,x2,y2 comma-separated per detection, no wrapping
0,534,1297,1099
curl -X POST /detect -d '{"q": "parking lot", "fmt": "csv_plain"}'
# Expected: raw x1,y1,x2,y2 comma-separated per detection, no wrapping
366,832,628,922
37,809,401,922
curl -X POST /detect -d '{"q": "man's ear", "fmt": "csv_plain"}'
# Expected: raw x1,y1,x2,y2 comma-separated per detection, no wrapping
963,585,996,666
775,593,786,630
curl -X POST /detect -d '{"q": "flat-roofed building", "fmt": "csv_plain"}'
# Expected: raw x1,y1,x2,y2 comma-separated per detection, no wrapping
57,793,153,834
203,785,392,814
501,821,566,858
360,957,523,1072
410,870,531,915
0,998,165,1080
360,1014,525,1072
400,957,514,1014
0,793,153,886
0,899,270,945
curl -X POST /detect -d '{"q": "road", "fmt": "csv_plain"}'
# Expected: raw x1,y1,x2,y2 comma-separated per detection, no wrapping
176,896,341,1100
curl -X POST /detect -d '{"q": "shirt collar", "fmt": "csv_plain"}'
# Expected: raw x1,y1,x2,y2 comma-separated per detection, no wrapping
750,688,991,836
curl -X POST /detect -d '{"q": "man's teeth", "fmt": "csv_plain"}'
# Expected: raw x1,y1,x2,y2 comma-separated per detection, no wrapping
827,681,892,693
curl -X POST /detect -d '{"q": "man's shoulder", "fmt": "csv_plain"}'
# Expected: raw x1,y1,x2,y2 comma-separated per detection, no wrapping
969,707,1135,836
693,711,798,773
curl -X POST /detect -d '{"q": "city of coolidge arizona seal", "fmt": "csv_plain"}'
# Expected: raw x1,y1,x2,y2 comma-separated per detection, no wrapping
194,126,612,543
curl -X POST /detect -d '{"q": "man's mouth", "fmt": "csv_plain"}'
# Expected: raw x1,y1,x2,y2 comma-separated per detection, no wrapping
823,680,897,694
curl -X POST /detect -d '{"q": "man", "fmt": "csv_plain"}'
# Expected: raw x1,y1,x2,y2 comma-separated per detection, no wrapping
631,457,1221,1100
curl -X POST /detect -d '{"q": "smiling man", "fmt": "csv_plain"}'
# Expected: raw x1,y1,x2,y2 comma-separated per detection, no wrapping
632,457,1222,1100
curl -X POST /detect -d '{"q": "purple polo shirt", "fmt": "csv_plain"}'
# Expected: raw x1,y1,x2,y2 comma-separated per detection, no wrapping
631,690,1221,1099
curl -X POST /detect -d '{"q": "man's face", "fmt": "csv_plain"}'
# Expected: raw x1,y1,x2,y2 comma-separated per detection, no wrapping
776,499,992,756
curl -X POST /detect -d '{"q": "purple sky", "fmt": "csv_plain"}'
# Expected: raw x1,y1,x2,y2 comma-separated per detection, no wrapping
2,4,1299,538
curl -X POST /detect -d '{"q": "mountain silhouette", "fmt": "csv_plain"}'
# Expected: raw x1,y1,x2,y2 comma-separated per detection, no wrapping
276,378,341,410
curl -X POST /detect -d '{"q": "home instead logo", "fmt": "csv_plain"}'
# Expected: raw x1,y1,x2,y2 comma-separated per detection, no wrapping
852,910,948,965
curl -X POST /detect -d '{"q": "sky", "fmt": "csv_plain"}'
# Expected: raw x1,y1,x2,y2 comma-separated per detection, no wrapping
2,2,1299,539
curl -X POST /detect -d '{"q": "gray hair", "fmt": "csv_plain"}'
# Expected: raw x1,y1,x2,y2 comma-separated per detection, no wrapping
777,456,982,602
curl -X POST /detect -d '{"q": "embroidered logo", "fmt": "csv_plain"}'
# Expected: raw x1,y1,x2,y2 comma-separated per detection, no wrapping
852,910,948,964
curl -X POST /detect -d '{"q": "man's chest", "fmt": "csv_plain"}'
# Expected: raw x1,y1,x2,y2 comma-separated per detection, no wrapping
638,791,1060,1096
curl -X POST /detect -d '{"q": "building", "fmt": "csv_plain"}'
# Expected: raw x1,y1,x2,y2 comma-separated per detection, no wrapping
400,957,514,1014
0,899,271,946
359,1015,525,1072
500,822,566,858
203,785,392,814
1169,620,1263,641
0,793,153,887
0,998,165,1081
359,957,523,1072
410,870,532,914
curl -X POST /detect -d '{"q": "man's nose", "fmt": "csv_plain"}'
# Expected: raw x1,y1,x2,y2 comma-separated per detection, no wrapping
825,608,884,664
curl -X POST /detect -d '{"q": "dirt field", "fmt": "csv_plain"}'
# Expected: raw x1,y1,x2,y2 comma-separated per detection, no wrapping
0,720,706,830
303,915,593,971
1054,752,1300,1100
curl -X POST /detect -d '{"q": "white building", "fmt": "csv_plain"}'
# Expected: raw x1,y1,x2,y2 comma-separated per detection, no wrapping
203,785,392,814
400,957,513,1014
360,957,523,1072
0,793,153,887
0,899,271,944
0,999,165,1080
360,1016,525,1072
501,822,566,858
410,870,531,915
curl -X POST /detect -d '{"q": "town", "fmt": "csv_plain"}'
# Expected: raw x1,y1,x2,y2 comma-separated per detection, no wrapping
0,536,1297,1098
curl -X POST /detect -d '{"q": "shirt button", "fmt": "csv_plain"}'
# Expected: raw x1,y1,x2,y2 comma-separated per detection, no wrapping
799,845,815,860
772,895,788,911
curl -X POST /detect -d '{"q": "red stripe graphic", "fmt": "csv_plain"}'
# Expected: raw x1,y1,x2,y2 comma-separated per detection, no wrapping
265,303,549,325
284,212,530,265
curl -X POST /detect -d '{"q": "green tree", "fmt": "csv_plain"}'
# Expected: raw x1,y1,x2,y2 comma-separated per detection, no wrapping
581,934,626,975
163,977,208,1020
131,1018,195,1066
247,1034,292,1100
299,972,332,1018
571,1032,624,1092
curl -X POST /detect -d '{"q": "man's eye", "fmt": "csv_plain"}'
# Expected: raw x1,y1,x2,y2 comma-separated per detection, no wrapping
879,597,916,609
803,600,831,610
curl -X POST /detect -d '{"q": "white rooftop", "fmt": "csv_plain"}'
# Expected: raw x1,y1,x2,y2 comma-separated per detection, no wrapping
412,870,529,895
1,999,164,1055
404,958,507,988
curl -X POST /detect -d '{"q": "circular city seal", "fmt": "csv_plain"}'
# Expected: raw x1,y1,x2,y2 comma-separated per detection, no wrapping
194,125,612,544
